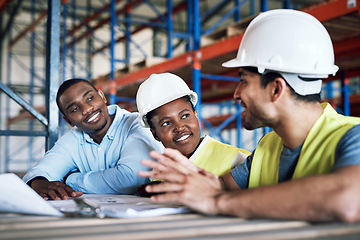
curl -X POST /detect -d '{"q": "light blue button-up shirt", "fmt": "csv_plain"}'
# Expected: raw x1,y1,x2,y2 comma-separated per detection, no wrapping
23,105,163,194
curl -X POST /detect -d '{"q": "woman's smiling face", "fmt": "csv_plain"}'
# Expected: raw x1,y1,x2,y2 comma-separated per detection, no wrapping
149,97,201,158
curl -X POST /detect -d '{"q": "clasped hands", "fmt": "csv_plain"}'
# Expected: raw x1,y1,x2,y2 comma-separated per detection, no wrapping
138,148,224,214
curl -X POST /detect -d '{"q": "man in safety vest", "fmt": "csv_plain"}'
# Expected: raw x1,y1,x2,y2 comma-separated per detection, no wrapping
138,9,360,222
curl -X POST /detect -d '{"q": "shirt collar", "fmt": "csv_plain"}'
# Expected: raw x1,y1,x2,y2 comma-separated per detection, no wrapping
82,105,121,143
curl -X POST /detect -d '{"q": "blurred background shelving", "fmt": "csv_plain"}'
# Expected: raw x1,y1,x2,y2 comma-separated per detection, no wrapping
0,0,359,174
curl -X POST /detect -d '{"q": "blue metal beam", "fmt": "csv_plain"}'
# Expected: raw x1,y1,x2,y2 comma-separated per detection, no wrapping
86,0,93,80
341,70,350,116
0,0,24,41
236,102,242,148
0,82,48,126
167,0,173,58
201,0,229,25
110,0,116,104
200,73,240,82
125,0,132,64
210,110,241,138
261,0,268,12
143,0,166,22
186,0,193,51
45,0,60,150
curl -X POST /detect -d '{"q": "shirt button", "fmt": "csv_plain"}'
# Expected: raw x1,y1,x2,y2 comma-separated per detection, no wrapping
98,147,102,151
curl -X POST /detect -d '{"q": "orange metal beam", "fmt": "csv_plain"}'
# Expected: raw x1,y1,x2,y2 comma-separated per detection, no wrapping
96,51,194,92
67,0,143,48
0,0,10,13
324,68,360,82
93,0,195,54
97,0,360,94
303,0,359,21
96,33,245,92
9,10,48,49
333,36,360,55
65,0,123,38
200,35,243,61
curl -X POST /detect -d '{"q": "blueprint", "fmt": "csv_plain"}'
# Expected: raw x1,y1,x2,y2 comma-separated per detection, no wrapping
0,173,189,218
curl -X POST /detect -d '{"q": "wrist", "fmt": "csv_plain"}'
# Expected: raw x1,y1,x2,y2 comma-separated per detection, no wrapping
213,192,226,215
27,176,47,188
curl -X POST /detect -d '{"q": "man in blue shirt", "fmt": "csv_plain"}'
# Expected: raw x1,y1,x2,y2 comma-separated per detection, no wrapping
23,78,163,200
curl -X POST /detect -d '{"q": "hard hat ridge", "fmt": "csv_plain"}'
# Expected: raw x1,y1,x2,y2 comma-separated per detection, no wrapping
222,9,339,95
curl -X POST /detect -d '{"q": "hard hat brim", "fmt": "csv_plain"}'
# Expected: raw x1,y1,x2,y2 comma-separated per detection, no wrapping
222,58,243,68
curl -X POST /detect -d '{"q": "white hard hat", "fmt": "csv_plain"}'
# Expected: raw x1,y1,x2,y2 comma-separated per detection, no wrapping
136,73,198,128
222,9,339,95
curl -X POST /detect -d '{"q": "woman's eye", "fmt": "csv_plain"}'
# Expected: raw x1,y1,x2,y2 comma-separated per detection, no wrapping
70,107,78,113
181,113,190,119
87,96,94,102
161,121,170,127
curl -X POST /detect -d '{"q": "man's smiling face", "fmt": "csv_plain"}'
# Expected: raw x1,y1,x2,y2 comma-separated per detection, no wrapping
59,82,111,141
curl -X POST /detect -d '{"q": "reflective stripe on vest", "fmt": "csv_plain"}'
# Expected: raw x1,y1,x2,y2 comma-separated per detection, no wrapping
249,102,360,188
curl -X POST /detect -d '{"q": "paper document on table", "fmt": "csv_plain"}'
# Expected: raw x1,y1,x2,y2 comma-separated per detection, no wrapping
0,173,63,216
0,173,189,218
49,194,190,218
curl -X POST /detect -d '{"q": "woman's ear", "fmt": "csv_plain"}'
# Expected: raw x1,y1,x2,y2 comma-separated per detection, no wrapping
194,110,198,119
150,128,161,142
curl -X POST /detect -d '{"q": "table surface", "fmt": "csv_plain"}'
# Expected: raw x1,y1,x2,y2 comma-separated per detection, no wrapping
2,211,360,240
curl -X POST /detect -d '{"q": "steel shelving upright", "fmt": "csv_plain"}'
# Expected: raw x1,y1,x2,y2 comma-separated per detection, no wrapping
0,0,61,172
1,0,359,172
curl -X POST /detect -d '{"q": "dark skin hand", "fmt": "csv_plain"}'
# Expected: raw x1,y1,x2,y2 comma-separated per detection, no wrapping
30,178,83,200
138,180,164,197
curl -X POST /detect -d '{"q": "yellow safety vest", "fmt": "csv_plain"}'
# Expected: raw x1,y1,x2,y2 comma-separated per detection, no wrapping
249,102,360,188
192,136,250,176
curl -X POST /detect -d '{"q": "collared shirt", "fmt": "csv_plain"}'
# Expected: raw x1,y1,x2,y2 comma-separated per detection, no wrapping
23,105,163,194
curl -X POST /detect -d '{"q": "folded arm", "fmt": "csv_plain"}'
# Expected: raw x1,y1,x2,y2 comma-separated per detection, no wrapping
66,135,158,194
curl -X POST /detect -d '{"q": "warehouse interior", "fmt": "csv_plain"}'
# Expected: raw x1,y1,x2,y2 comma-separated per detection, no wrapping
0,0,359,174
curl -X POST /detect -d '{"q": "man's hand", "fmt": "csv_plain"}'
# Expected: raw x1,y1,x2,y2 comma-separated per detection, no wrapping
138,148,223,214
30,178,83,200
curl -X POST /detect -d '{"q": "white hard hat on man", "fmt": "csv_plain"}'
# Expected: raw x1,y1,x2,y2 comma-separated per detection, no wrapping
136,73,198,127
223,9,339,96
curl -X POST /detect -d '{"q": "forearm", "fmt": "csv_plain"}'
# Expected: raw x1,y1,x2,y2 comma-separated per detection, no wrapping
215,166,360,222
23,144,76,183
66,165,149,194
23,162,73,183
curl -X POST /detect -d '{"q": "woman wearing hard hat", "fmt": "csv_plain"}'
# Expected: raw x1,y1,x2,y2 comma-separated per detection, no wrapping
136,72,250,196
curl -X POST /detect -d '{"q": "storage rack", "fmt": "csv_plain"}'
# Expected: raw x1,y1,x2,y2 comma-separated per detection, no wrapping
0,0,359,172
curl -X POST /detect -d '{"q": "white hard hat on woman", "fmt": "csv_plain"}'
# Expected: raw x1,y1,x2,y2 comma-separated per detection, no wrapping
136,72,198,127
222,9,339,96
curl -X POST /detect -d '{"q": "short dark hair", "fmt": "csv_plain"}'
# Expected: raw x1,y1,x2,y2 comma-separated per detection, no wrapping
261,72,321,103
56,78,98,114
145,95,195,129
